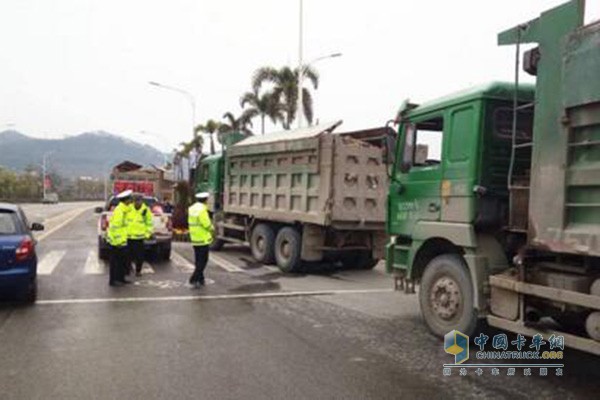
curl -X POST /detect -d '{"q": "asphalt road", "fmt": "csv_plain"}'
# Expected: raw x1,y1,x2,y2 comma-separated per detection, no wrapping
0,205,598,399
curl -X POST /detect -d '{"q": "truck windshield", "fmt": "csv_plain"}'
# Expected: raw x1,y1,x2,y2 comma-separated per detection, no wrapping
107,197,161,212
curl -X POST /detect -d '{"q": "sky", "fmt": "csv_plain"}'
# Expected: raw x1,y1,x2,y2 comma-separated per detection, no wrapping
0,0,598,152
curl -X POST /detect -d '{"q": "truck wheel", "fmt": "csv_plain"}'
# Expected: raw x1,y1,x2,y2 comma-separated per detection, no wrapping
250,224,275,264
275,227,302,273
161,244,172,261
341,251,378,270
419,254,478,337
340,250,379,269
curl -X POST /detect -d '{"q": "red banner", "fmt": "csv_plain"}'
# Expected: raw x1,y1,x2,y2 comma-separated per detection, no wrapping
113,180,155,196
44,176,52,189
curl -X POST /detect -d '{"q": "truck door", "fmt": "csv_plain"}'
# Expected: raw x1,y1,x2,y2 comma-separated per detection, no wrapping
389,115,444,236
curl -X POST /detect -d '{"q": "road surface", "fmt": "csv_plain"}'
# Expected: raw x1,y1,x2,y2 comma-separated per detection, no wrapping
0,204,597,399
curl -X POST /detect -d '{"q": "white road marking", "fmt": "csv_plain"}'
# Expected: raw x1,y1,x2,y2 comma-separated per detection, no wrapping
263,266,280,273
83,250,104,275
171,251,195,273
209,253,245,273
37,207,93,242
35,288,394,305
141,263,155,275
37,250,67,275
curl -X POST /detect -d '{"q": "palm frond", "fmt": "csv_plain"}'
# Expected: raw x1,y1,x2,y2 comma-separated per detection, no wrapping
252,67,279,92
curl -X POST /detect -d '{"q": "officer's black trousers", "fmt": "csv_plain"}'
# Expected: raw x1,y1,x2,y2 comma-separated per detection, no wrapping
128,239,145,273
109,245,127,284
190,245,209,284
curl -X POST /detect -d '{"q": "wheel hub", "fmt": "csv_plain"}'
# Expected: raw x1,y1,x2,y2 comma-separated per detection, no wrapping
430,277,461,320
281,241,291,258
256,236,265,252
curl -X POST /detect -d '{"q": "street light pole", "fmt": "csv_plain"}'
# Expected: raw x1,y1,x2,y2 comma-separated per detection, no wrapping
148,81,197,140
42,151,53,200
296,53,342,129
297,0,304,128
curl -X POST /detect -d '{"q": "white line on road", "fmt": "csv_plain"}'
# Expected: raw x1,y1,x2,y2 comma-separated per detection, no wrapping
83,250,104,275
141,263,155,275
209,253,245,273
37,250,67,275
35,288,394,305
171,251,195,273
37,207,93,242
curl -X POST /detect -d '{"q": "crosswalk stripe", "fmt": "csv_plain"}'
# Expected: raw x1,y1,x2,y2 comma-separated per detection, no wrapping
83,250,104,275
209,253,245,273
171,251,195,273
37,250,67,275
141,263,155,275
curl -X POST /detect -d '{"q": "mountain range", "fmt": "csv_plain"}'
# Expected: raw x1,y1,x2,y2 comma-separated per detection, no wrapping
0,130,166,179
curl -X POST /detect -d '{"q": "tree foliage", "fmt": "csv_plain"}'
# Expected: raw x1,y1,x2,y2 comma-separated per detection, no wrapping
251,65,319,129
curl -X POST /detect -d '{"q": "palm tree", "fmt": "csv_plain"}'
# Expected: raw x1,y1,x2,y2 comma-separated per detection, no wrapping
252,65,319,129
195,119,221,155
240,89,284,135
218,112,253,144
178,141,194,177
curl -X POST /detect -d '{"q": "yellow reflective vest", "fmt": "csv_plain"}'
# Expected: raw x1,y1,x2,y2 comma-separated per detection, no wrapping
126,203,153,240
107,202,130,247
188,202,213,246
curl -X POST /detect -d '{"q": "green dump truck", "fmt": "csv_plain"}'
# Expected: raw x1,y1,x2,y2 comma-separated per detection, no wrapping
386,0,600,354
195,122,391,272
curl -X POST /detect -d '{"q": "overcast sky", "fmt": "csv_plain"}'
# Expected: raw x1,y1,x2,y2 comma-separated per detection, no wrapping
0,0,598,151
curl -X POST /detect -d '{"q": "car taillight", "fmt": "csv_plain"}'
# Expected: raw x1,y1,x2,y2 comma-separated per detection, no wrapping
16,237,34,262
101,215,109,231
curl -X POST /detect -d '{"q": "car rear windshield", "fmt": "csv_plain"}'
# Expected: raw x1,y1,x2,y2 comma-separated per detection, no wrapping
0,211,20,235
107,197,160,211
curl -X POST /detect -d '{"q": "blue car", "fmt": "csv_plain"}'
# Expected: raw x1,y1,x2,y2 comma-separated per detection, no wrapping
0,203,44,302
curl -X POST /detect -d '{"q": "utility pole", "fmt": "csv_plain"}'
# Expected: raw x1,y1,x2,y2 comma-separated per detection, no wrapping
42,152,53,201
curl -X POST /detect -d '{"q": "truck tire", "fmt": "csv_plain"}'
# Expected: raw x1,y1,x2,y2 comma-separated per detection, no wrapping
341,251,378,270
275,227,302,273
250,223,276,264
160,243,172,261
419,254,478,337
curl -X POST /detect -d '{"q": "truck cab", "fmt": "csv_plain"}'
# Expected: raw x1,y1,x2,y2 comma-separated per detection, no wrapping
195,152,224,213
387,82,535,336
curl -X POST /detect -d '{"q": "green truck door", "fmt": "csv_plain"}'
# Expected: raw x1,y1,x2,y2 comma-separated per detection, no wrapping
390,115,445,236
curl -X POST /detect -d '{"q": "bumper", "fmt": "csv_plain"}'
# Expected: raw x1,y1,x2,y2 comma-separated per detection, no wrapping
99,234,172,248
143,234,172,247
0,267,34,289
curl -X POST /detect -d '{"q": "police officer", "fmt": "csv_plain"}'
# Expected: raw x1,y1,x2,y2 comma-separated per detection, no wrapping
126,193,153,277
107,189,133,286
187,192,214,288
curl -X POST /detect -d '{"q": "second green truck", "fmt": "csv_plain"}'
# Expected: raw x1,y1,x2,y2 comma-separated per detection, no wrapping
195,122,391,273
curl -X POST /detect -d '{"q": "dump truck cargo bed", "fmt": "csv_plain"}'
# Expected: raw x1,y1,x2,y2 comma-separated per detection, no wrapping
224,121,387,229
